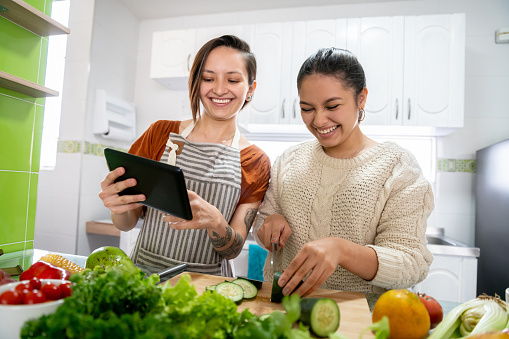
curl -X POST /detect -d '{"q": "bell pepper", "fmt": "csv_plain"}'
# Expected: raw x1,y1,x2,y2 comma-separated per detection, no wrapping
19,261,71,281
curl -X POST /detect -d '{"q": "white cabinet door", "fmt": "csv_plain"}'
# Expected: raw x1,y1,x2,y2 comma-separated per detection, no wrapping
195,25,245,53
242,22,289,125
347,16,405,126
403,14,465,127
412,254,477,303
150,29,196,89
289,19,347,125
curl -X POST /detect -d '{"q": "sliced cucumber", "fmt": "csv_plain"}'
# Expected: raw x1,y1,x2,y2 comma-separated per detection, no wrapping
215,281,244,304
232,278,258,299
236,276,264,290
299,298,340,337
205,285,216,292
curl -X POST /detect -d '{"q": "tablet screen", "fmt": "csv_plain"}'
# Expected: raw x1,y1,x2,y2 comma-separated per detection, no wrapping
104,148,193,220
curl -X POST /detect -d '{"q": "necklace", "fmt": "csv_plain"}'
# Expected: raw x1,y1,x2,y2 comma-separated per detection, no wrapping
341,136,367,159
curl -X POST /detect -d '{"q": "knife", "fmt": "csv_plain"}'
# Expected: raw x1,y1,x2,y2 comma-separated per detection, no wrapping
271,241,279,274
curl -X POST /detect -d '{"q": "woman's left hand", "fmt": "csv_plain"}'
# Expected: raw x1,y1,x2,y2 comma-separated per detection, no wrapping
278,237,342,297
161,190,221,230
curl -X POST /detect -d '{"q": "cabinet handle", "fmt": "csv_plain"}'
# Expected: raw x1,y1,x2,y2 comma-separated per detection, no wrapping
281,99,286,119
395,98,399,120
187,54,191,71
293,98,297,119
407,98,411,120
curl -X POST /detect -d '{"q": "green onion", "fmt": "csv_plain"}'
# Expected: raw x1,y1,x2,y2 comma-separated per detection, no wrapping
429,295,508,338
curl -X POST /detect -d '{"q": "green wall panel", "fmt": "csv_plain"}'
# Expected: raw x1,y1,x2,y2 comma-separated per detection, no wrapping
0,94,36,172
0,0,55,254
27,173,39,241
0,171,30,243
31,105,45,172
0,18,45,85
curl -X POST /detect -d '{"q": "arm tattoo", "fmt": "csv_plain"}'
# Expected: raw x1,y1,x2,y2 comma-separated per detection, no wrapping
244,208,257,234
211,226,244,258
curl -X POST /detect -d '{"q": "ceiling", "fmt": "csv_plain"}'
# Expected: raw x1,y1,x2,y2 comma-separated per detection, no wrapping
117,0,402,21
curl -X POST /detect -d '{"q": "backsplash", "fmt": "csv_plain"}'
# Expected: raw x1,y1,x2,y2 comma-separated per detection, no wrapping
437,159,476,173
58,140,127,156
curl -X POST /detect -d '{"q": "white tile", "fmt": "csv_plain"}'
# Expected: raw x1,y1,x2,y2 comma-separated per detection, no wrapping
93,0,139,50
51,153,82,196
34,231,77,254
65,21,93,61
439,0,509,36
80,155,110,196
433,213,475,246
465,34,509,77
464,76,509,119
433,172,475,214
68,0,95,25
61,60,90,102
44,193,80,237
59,99,86,139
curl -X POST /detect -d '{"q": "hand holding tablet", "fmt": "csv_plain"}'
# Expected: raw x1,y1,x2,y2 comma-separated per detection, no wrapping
104,148,193,220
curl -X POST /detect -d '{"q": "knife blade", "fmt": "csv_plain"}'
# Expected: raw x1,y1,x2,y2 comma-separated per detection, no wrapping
271,241,279,273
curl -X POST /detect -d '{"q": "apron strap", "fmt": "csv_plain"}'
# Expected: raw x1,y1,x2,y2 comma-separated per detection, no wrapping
178,119,241,149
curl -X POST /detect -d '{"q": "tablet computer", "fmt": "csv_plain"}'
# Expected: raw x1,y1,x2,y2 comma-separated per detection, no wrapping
104,148,193,220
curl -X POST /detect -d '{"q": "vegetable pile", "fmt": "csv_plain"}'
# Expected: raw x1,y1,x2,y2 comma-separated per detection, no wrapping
19,261,320,338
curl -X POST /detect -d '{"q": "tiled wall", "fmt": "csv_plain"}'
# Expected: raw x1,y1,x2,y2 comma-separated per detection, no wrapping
0,0,53,254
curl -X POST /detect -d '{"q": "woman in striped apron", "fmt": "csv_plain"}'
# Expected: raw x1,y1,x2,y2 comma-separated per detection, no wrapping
99,35,271,277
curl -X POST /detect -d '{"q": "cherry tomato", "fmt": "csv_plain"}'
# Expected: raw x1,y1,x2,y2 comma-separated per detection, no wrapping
41,282,61,300
416,292,443,329
0,290,23,305
14,281,34,299
24,290,47,304
59,281,72,298
30,277,42,290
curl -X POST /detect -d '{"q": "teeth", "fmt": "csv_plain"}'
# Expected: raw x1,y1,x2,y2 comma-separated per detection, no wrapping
212,98,232,104
317,125,338,134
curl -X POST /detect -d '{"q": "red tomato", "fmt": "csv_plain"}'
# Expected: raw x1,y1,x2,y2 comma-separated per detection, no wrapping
0,290,23,305
59,281,72,298
41,282,61,300
24,290,47,304
15,282,34,296
30,277,42,290
416,292,443,329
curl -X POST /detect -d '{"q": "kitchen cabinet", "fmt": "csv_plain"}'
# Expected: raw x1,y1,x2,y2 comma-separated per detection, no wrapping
150,29,196,90
411,254,477,303
151,25,245,91
239,19,348,128
347,14,465,128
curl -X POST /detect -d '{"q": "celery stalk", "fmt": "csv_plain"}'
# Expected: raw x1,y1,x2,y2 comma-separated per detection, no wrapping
429,296,508,339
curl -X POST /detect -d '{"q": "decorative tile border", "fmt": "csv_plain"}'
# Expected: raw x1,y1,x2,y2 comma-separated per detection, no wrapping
437,159,476,173
57,141,127,156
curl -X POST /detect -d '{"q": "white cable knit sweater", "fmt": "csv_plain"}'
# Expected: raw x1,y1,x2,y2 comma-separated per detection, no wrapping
254,140,434,294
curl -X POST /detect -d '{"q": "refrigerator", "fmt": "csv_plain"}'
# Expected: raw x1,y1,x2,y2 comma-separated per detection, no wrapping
475,139,509,298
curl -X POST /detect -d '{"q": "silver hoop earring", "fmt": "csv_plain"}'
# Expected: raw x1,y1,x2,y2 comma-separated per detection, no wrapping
358,109,365,122
246,94,252,101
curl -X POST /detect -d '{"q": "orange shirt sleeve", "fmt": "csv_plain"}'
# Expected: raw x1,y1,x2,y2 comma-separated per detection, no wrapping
239,145,271,205
128,120,181,161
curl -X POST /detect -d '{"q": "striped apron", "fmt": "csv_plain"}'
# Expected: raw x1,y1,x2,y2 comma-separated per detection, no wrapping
130,121,242,277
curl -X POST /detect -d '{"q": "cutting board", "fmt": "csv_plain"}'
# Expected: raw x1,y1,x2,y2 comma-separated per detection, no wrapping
167,272,374,338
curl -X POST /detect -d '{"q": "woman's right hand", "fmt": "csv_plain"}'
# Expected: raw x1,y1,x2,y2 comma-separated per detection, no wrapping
99,167,146,215
256,214,292,251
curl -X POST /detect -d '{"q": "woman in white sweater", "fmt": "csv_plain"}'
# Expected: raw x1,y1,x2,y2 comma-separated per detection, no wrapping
254,48,434,296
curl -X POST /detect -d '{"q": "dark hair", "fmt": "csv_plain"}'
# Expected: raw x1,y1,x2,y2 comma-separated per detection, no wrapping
188,35,257,121
297,47,366,110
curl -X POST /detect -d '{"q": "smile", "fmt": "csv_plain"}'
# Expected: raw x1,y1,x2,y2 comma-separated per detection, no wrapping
316,125,338,134
211,98,232,104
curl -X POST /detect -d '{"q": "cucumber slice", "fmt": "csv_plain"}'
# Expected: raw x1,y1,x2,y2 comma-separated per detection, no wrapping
299,298,340,337
236,276,264,289
215,282,244,304
232,278,258,299
205,285,216,292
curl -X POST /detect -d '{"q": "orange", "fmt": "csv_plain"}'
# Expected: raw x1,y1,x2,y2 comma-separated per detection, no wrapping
372,289,430,339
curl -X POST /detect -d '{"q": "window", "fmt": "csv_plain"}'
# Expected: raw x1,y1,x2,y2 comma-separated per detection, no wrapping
256,136,436,183
40,0,70,170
